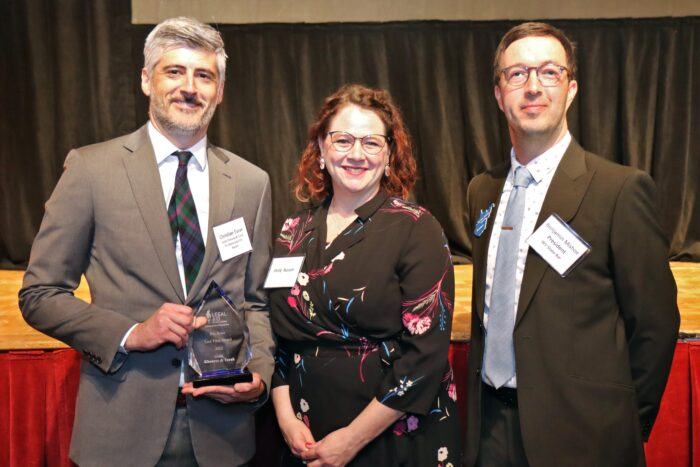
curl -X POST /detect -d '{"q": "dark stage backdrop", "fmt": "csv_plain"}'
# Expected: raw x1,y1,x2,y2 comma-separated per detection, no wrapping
1,0,698,268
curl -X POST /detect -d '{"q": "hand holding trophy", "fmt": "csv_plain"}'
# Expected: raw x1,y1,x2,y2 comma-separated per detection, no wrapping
188,281,253,387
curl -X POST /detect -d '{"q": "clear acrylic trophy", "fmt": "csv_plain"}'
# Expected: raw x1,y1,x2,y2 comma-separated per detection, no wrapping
188,281,253,387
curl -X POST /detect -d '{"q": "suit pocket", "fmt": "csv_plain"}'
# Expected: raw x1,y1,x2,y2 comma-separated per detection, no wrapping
567,373,634,391
82,360,128,382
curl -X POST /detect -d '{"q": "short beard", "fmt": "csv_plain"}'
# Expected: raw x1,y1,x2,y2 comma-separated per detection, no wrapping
149,96,217,140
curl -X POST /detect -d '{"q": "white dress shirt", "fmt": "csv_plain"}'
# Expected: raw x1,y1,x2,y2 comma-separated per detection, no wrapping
119,123,210,377
483,132,571,388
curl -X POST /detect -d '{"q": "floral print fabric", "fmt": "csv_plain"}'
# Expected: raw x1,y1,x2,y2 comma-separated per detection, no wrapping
270,192,461,466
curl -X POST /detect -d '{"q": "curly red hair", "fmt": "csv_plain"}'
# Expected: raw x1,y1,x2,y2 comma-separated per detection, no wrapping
293,84,417,203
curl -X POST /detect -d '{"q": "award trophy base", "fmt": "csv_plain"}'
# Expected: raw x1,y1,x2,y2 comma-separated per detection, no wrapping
192,369,253,388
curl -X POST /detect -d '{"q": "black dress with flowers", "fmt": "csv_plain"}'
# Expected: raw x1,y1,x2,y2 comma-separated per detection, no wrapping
270,192,461,467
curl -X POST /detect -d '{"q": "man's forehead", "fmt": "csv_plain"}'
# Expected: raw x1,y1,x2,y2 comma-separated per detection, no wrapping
156,46,218,69
501,35,567,66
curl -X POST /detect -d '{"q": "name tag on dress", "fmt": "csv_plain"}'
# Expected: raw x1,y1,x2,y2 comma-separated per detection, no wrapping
527,214,591,277
264,256,305,288
213,218,253,261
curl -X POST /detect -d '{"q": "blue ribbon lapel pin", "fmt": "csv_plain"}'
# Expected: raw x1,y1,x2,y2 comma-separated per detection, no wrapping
474,202,495,238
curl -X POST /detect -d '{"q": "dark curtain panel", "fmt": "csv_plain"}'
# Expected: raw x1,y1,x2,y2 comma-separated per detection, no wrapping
1,0,698,268
0,0,138,268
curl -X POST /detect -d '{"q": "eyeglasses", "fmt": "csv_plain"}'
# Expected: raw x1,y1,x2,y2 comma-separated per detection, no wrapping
500,63,570,88
326,131,390,155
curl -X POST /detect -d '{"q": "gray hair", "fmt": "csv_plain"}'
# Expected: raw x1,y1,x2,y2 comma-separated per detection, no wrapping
144,17,227,86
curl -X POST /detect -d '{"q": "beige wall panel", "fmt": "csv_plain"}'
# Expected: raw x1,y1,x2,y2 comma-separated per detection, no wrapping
133,0,700,24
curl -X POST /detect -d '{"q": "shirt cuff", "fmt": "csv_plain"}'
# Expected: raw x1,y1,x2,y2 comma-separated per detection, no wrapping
119,323,139,354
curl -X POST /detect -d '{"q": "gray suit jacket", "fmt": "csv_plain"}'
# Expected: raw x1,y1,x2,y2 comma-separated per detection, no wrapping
19,125,275,467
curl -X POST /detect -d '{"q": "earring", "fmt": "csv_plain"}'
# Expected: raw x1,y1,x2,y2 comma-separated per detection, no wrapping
319,159,325,170
384,164,390,177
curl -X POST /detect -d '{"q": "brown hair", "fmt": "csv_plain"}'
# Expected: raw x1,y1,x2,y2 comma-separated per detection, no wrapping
293,84,417,203
493,22,577,85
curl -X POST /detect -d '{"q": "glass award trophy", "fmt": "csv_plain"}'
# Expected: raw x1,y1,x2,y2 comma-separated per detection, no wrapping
188,281,253,388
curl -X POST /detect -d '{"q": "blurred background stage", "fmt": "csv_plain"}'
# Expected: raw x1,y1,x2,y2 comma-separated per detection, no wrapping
0,0,699,466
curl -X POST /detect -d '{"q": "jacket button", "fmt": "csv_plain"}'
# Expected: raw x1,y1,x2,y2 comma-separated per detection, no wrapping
171,358,181,367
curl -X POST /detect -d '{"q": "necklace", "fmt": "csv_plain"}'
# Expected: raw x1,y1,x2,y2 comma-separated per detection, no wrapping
326,206,358,245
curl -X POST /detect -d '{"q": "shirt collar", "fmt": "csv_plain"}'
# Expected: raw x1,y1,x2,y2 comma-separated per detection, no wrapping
355,190,390,221
147,121,208,171
306,190,390,233
509,131,571,184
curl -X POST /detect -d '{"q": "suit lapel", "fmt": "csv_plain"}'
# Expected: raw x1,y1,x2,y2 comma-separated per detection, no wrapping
473,165,509,324
186,145,237,302
515,140,594,328
122,125,185,302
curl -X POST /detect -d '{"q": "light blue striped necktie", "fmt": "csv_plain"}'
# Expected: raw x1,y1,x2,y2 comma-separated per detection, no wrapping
483,165,534,388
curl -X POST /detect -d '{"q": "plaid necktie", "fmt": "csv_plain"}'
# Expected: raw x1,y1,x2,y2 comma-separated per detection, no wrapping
168,150,205,295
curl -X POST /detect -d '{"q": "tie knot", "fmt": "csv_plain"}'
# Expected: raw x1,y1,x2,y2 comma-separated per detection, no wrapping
173,151,193,167
513,166,533,188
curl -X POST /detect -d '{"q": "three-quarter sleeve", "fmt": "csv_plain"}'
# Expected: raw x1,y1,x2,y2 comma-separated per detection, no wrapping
272,343,291,388
376,212,455,415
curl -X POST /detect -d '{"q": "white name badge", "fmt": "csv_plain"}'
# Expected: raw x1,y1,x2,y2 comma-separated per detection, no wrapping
213,218,253,261
264,256,306,289
527,214,591,277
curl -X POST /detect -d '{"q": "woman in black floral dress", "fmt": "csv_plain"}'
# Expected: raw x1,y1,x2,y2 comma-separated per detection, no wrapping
270,84,461,467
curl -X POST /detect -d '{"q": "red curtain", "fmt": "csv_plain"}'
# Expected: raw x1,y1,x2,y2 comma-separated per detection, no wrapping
1,343,697,466
644,342,691,466
0,350,80,467
693,344,700,467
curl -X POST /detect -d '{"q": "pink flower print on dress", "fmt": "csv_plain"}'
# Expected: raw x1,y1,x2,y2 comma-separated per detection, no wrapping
282,216,300,233
379,198,427,220
402,312,417,329
277,213,313,253
403,313,432,335
392,417,407,436
414,316,431,334
401,268,452,333
287,277,316,320
297,272,309,286
448,383,457,402
406,415,419,432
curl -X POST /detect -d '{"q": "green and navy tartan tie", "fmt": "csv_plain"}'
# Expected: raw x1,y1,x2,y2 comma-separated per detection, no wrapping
168,150,205,294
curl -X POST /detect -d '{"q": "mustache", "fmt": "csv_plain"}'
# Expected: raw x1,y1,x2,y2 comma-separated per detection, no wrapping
172,94,203,107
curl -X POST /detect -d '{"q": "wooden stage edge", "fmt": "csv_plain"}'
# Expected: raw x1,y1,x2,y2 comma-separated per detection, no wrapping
1,263,699,350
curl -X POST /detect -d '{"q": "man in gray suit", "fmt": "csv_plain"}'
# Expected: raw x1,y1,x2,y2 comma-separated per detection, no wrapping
19,17,274,467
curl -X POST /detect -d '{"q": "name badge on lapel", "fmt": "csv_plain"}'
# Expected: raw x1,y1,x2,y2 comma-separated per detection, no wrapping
527,214,591,277
213,218,252,261
474,202,495,238
264,256,305,288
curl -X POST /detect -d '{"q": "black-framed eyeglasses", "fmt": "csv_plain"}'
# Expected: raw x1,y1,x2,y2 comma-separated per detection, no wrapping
326,131,390,155
500,63,570,88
